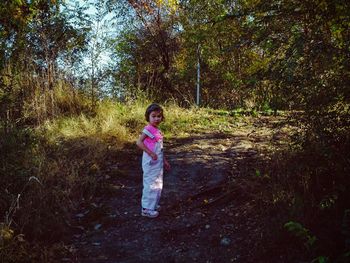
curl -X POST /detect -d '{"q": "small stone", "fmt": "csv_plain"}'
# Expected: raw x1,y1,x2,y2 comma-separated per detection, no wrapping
94,224,102,230
205,224,210,229
226,224,236,230
110,164,119,170
220,237,231,246
75,213,85,218
17,234,25,242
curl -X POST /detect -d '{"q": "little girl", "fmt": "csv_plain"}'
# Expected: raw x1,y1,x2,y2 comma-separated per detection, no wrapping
136,103,170,218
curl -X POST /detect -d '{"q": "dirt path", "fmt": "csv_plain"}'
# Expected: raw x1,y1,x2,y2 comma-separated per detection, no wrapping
67,116,292,263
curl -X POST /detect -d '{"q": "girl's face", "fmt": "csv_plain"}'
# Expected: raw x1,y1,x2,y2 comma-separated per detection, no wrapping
149,110,163,127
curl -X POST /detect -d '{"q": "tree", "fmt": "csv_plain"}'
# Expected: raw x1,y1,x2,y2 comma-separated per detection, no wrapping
110,0,182,102
1,0,88,126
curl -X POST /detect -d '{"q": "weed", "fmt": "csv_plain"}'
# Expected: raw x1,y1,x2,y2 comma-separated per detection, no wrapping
284,221,317,249
255,169,261,177
311,256,329,263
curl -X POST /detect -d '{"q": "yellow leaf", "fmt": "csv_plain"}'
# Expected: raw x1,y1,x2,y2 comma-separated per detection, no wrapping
90,163,99,171
0,225,14,242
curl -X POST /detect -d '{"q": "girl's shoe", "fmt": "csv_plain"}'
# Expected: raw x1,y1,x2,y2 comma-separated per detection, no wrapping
141,208,159,218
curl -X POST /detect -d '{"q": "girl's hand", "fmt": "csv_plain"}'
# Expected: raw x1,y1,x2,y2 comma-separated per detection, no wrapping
164,159,171,171
150,152,158,160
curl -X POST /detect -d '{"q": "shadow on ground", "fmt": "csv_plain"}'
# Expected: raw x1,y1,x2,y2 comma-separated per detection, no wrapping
66,117,295,263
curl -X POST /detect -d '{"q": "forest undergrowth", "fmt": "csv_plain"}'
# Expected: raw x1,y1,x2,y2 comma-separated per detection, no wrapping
0,100,349,263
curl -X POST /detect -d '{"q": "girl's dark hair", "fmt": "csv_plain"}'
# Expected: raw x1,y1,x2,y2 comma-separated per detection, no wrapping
145,103,164,121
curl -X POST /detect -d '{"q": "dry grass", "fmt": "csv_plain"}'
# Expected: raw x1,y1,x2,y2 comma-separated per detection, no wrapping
42,100,235,144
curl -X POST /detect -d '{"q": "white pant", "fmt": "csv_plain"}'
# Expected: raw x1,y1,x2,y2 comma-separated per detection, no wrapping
141,143,163,210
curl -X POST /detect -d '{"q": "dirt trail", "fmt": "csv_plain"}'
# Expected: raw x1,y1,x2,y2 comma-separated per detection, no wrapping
68,116,291,263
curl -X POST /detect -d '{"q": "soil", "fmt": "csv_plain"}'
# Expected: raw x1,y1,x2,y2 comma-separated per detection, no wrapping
65,115,295,263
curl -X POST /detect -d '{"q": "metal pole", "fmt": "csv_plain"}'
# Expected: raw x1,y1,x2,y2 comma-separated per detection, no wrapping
196,44,200,106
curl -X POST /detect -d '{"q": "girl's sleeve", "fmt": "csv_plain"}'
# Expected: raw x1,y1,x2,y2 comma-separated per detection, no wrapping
142,128,155,139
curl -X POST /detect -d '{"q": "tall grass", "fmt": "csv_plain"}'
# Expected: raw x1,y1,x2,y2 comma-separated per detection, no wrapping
43,100,235,143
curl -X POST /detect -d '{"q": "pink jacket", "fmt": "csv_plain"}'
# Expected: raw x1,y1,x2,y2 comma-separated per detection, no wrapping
142,124,163,152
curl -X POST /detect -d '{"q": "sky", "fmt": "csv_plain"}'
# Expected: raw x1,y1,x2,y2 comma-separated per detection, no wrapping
62,0,122,72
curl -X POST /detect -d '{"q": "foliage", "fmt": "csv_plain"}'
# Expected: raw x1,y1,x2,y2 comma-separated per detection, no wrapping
0,0,89,128
257,140,350,262
111,1,182,103
284,221,317,249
